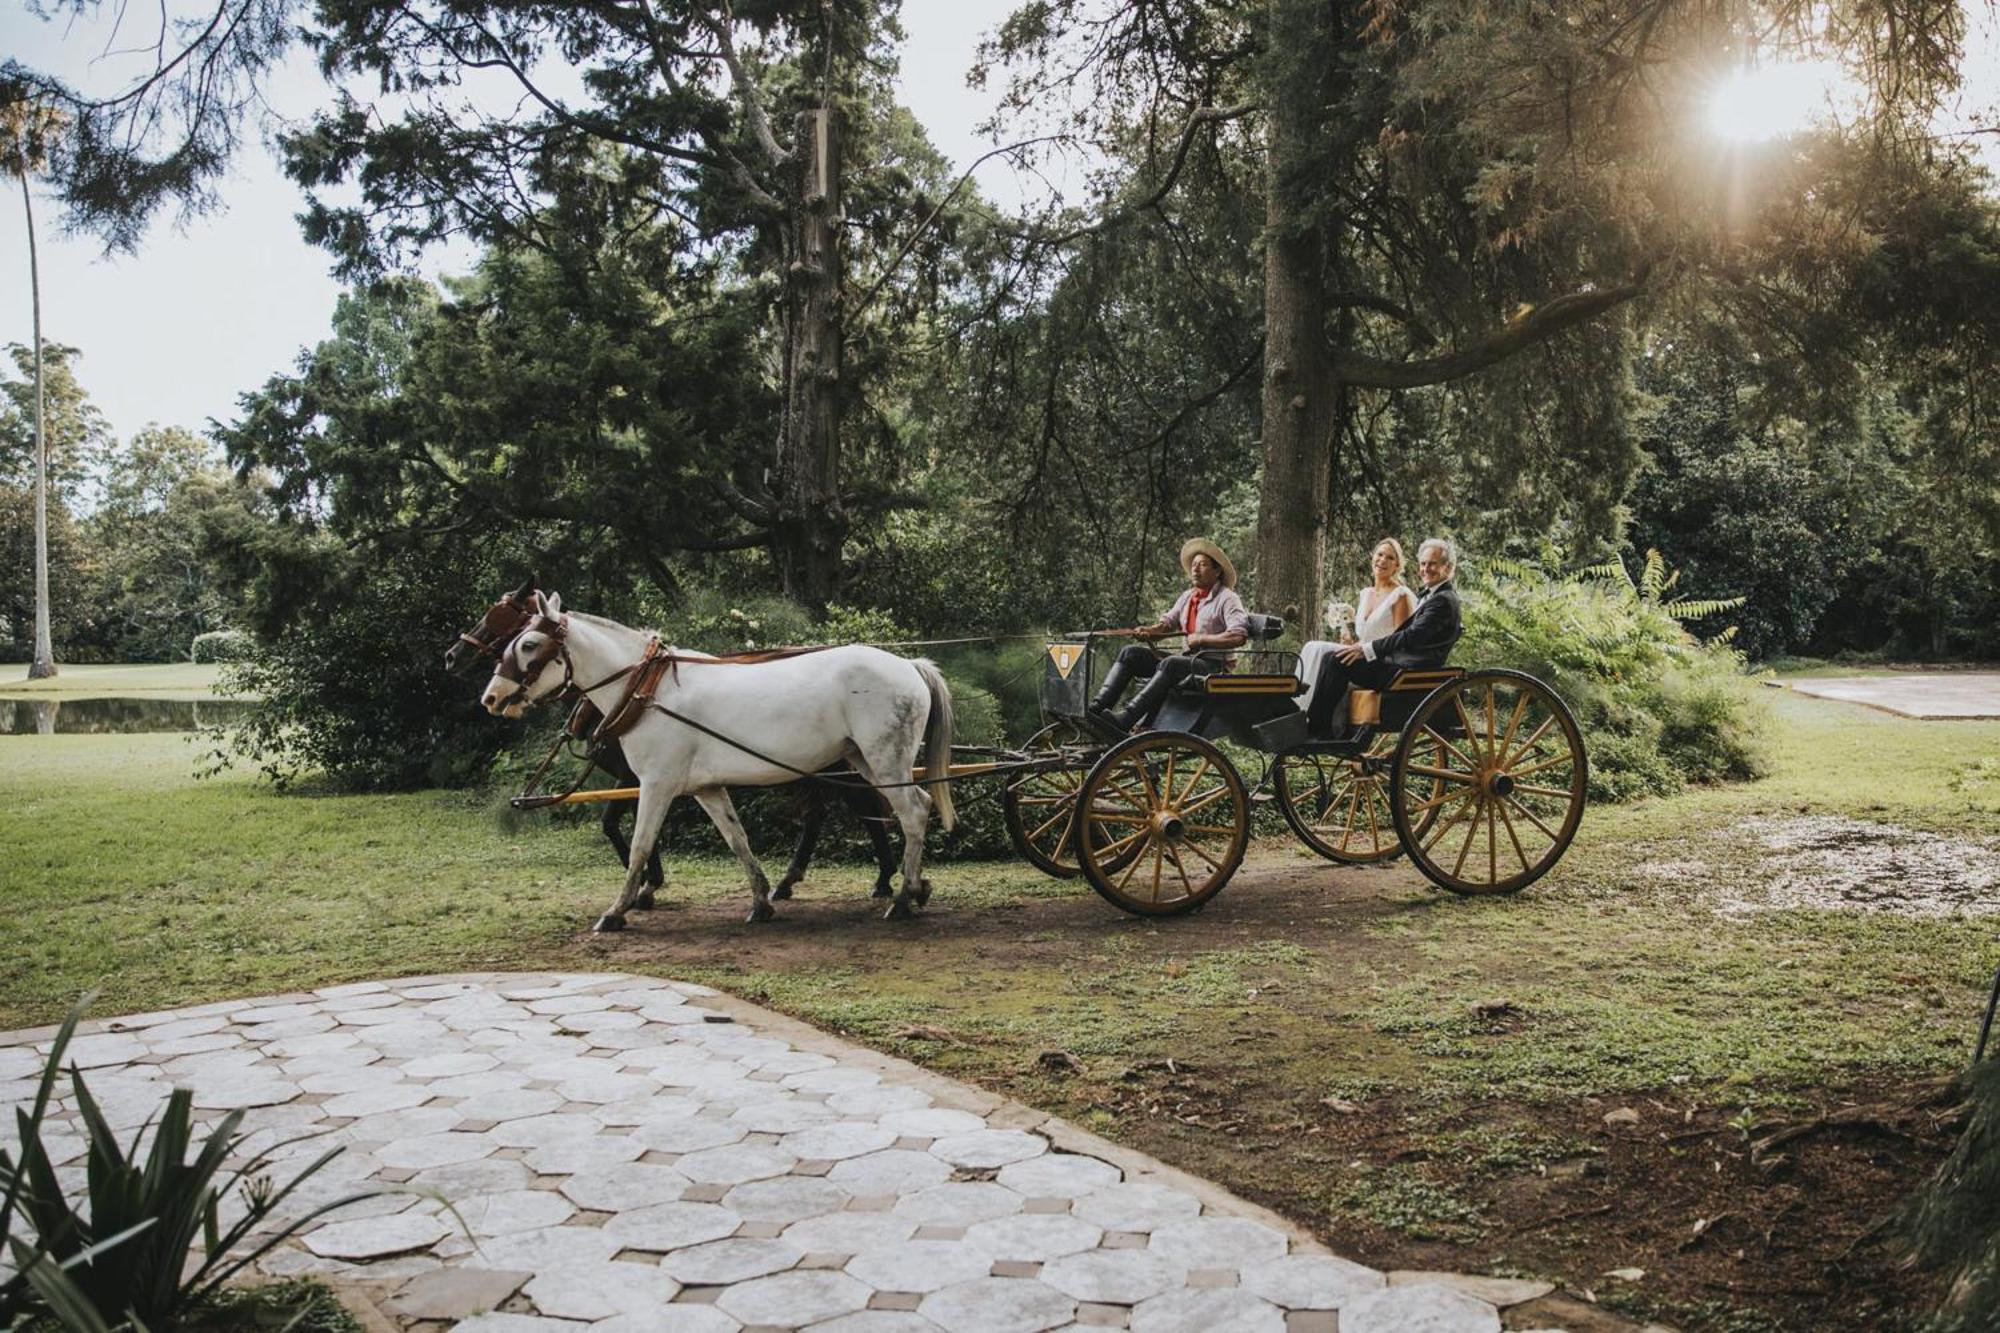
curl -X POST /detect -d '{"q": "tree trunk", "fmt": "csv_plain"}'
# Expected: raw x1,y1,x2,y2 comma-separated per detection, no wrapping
1252,0,1334,629
22,166,56,679
773,107,847,615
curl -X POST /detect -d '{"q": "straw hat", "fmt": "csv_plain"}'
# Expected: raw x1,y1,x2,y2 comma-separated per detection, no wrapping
1179,537,1237,589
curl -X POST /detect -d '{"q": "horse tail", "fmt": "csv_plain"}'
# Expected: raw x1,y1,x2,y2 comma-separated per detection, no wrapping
913,659,957,833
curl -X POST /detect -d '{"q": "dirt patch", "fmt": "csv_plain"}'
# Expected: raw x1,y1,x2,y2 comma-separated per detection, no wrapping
1642,817,2000,918
574,850,1968,1331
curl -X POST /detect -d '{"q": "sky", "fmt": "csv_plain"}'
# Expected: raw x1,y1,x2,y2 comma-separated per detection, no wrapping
3,4,1996,447
0,3,1036,444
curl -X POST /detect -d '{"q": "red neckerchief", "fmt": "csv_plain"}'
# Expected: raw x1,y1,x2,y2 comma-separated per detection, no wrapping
1183,585,1208,636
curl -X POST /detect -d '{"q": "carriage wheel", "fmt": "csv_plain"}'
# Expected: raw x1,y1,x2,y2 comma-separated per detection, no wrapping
1003,721,1103,879
1074,732,1250,915
1389,669,1587,896
1275,732,1409,864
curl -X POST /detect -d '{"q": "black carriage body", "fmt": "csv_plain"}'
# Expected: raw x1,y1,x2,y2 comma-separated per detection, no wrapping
1039,637,1095,721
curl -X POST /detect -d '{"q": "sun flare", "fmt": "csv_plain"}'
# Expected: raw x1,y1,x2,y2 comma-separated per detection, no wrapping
1707,58,1861,141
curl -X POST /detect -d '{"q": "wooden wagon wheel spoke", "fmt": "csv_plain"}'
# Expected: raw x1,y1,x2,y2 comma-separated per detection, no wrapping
1512,783,1579,800
1494,691,1529,766
1363,777,1385,850
1089,811,1153,827
1175,783,1234,819
1162,841,1197,899
1506,751,1576,781
1453,693,1489,762
1504,795,1562,841
1421,789,1480,852
1404,762,1477,785
1494,797,1533,873
1025,802,1076,844
1451,796,1487,880
1095,826,1153,863
1335,782,1366,851
1175,836,1225,873
1500,714,1558,770
1423,726,1483,773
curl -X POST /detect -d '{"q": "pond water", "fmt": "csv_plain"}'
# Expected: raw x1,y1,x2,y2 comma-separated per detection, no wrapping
1,697,258,735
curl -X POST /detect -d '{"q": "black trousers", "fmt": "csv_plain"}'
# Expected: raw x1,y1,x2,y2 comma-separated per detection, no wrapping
1105,643,1222,720
1305,652,1400,734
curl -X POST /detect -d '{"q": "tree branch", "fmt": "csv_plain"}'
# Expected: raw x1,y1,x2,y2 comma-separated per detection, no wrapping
693,0,791,166
1327,288,1434,344
1333,277,1647,389
1023,102,1260,248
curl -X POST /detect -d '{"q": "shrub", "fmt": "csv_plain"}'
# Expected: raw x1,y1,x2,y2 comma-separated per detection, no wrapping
189,630,252,664
0,998,381,1330
1455,550,1769,801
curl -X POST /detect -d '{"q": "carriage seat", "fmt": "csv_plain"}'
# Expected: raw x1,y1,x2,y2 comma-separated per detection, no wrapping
1192,612,1304,695
1295,638,1465,726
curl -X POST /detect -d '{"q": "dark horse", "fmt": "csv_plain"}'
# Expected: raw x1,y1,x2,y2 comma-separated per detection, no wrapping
594,735,898,907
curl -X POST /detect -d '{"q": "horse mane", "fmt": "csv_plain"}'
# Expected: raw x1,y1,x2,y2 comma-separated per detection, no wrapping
566,611,713,659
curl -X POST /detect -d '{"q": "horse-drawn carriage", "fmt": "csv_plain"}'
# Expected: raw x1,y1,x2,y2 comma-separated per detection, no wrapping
1000,615,1588,915
456,587,1586,928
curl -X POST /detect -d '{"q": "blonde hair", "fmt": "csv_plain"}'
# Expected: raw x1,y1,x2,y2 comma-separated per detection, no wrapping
1370,537,1408,585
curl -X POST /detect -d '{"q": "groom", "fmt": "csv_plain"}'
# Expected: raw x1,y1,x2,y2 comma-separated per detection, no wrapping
1306,536,1464,736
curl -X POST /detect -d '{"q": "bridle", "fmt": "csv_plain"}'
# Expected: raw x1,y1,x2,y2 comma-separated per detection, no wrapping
449,589,663,727
492,609,577,701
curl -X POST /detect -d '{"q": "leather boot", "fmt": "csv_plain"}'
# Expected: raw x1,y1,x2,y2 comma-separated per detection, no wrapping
1089,659,1138,717
1113,670,1179,730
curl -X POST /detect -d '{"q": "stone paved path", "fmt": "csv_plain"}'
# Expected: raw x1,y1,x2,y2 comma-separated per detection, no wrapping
1,973,1615,1332
1780,672,2000,719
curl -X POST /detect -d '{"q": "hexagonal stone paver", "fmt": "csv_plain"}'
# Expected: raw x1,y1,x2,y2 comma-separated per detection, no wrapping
455,1189,577,1237
720,1174,850,1224
1239,1253,1385,1308
1147,1216,1288,1267
929,1129,1046,1170
408,1157,535,1198
321,1082,434,1118
376,1131,499,1171
464,1225,624,1271
433,1314,584,1333
784,1067,881,1094
812,1314,938,1333
730,1097,837,1134
1072,1182,1204,1233
1337,1282,1502,1333
561,1162,691,1211
891,1182,1025,1227
845,1238,997,1294
918,1276,1075,1333
826,1149,953,1195
592,1306,739,1333
963,1214,1102,1263
824,1085,931,1117
555,1072,657,1103
464,1088,567,1123
661,1236,804,1284
780,1210,918,1255
1130,1288,1286,1333
302,1212,448,1259
490,1114,603,1148
602,1201,743,1252
877,1107,986,1137
1041,1248,1189,1305
522,1260,681,1319
632,1116,746,1154
523,1134,647,1175
777,1121,897,1161
404,1051,500,1079
996,1152,1122,1199
715,1269,870,1326
675,1142,797,1186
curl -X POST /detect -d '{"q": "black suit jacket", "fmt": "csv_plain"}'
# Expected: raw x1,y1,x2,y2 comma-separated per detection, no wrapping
1368,581,1461,668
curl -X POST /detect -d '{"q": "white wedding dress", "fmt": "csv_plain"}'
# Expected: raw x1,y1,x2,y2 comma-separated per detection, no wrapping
1297,584,1418,716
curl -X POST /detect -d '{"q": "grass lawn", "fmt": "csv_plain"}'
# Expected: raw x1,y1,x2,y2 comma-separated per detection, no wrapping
2,688,1995,1331
0,662,239,700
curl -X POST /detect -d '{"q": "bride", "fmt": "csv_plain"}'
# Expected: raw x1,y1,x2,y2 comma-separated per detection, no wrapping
1332,538,1416,643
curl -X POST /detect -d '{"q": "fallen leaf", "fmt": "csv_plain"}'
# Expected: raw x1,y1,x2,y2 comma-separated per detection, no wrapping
1604,1267,1646,1282
1319,1096,1362,1114
1603,1107,1641,1128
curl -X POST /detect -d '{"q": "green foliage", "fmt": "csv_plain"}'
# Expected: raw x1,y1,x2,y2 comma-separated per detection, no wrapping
189,631,251,664
0,998,375,1331
1457,551,1769,802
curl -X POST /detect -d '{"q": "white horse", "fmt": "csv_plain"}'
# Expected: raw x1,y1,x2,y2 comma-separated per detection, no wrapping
478,592,955,930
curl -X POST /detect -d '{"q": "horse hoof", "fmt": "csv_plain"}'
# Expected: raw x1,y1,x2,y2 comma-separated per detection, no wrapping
594,914,627,933
747,902,777,924
915,878,934,907
633,891,656,911
773,883,795,901
884,899,917,921
870,883,894,900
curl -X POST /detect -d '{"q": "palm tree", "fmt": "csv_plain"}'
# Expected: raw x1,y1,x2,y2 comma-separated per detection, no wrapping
3,99,61,678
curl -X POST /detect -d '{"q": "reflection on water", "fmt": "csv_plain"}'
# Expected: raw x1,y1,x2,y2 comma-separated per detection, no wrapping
1,697,259,735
